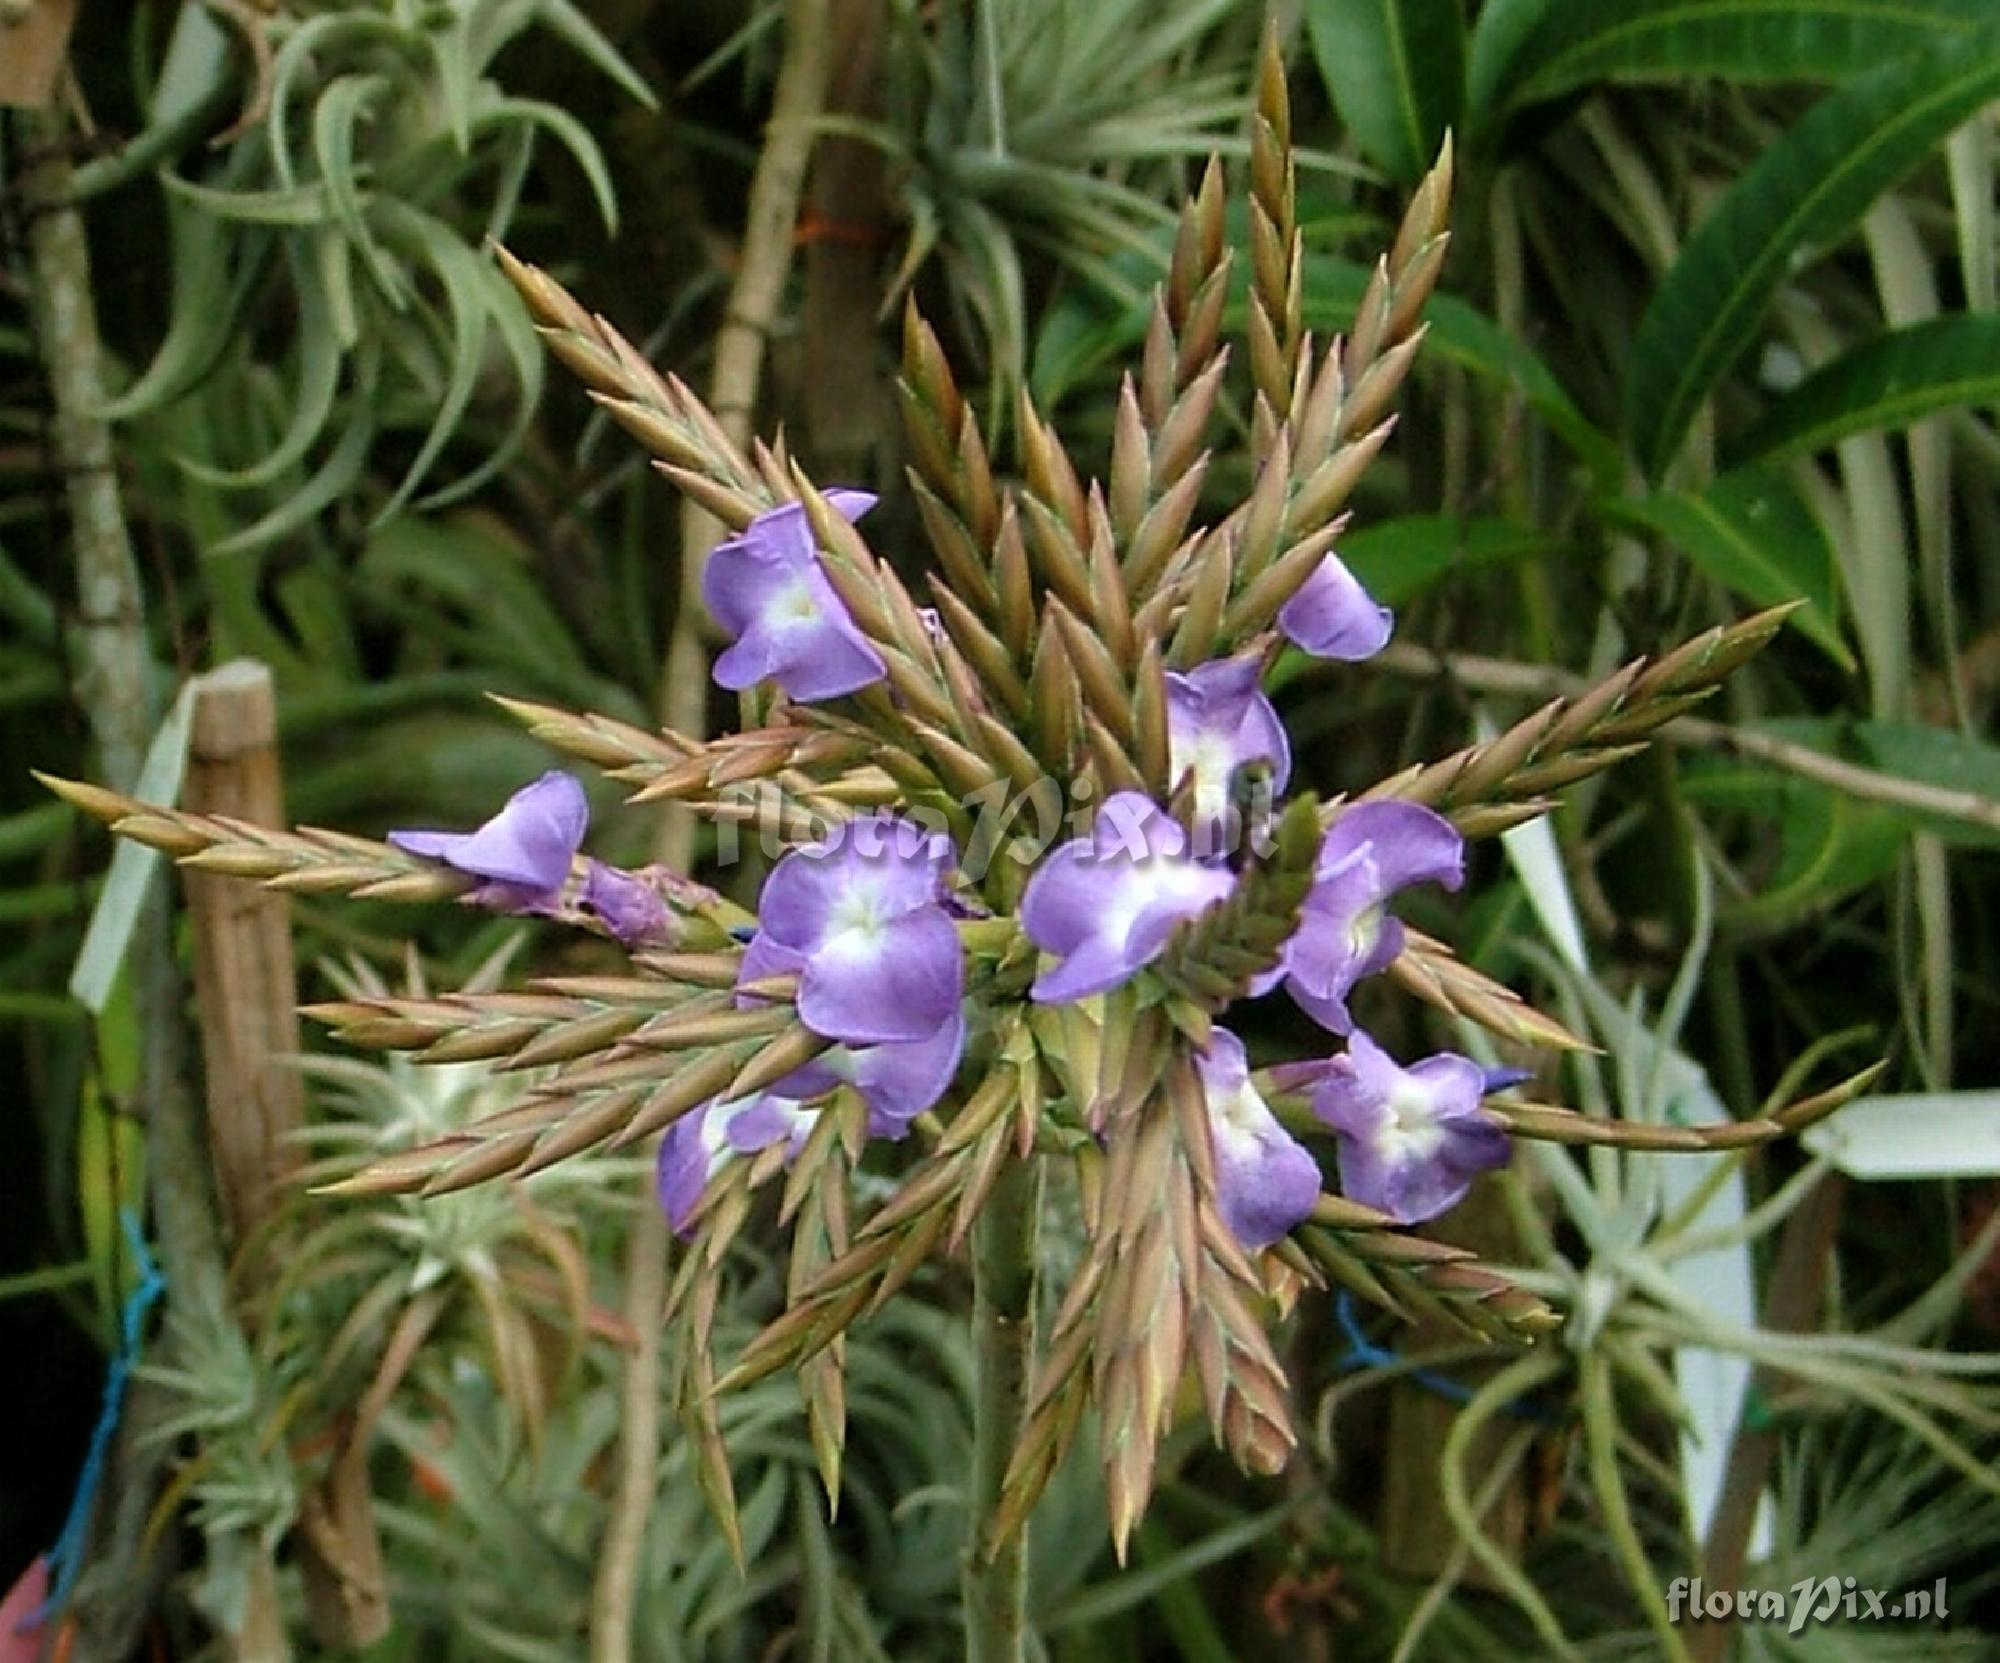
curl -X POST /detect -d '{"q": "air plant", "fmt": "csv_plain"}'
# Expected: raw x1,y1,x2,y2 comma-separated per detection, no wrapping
150,947,624,1648
108,0,650,554
43,35,1872,1662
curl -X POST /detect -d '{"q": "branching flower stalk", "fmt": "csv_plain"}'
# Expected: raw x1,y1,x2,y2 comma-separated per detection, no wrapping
44,33,1875,1663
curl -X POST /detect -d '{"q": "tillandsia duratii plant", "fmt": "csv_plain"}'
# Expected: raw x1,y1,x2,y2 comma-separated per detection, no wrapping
43,33,1878,1660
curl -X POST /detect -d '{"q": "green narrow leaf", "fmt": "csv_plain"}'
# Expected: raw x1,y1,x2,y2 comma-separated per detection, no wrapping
1729,315,2000,465
1626,28,2000,480
480,96,621,234
1482,0,1991,116
274,560,362,681
357,516,592,695
413,259,545,511
0,801,67,863
1046,1506,1292,1631
1611,468,1853,668
159,172,339,226
208,380,376,556
1332,513,1552,607
1304,0,1467,182
314,71,406,307
425,11,478,153
369,203,490,519
175,241,345,489
151,0,234,129
68,683,196,1013
534,0,659,109
96,201,260,419
265,11,415,190
1680,755,1907,925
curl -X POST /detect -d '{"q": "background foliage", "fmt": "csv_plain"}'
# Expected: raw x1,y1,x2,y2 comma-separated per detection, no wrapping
4,0,1999,1657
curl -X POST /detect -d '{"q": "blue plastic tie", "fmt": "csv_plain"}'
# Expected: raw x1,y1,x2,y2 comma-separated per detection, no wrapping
36,1209,166,1622
1333,1291,1556,1422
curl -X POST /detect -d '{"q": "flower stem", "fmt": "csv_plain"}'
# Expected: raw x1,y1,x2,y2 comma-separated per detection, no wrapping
963,1154,1042,1663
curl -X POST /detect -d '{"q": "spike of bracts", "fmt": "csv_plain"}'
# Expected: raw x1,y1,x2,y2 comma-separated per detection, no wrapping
41,31,1854,1567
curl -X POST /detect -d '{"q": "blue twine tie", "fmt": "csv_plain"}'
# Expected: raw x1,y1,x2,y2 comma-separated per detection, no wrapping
1333,1290,1557,1422
35,1209,166,1622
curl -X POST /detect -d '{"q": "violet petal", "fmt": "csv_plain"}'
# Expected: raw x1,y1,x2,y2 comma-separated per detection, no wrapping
1196,1028,1322,1250
1277,550,1393,661
388,770,587,896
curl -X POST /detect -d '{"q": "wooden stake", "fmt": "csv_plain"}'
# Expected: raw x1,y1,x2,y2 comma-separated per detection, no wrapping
0,0,79,108
181,661,386,1651
182,661,305,1242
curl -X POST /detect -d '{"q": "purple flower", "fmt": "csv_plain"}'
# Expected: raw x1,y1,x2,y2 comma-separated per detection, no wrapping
655,1092,817,1236
1165,655,1290,838
1259,801,1463,1034
389,770,586,910
581,861,671,947
1020,792,1238,1003
1278,550,1392,661
1306,1030,1509,1223
387,772,671,947
702,492,886,700
653,1000,966,1237
770,1005,967,1139
746,813,963,1045
1196,1028,1321,1250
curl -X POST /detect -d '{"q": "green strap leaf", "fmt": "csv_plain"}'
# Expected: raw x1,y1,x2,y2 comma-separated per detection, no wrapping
1610,467,1853,669
1478,0,1992,118
1304,0,1466,183
174,241,345,490
69,683,196,1014
368,203,490,522
1625,28,2000,481
1729,314,2000,465
209,367,377,556
1338,513,1552,607
1850,718,2000,848
533,0,659,110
